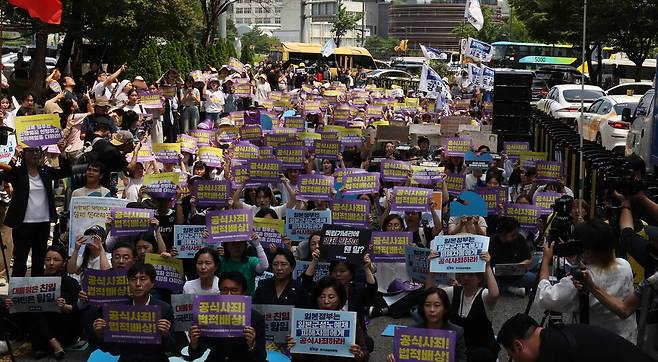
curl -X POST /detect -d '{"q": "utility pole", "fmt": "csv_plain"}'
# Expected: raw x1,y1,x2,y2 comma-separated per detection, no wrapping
361,0,365,47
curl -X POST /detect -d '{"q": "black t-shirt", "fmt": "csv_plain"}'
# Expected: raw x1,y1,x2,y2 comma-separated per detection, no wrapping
155,210,177,250
489,233,531,266
538,325,654,362
92,139,127,174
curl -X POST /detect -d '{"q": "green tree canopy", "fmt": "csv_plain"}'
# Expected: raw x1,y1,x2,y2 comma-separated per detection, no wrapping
364,35,400,60
241,28,280,55
332,0,362,47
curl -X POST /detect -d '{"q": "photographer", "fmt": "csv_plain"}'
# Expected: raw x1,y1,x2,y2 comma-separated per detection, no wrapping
536,219,637,343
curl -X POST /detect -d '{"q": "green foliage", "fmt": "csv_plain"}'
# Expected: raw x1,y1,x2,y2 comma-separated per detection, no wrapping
227,18,239,41
453,7,503,43
429,60,451,80
364,35,400,60
332,0,362,47
241,28,280,55
240,45,255,65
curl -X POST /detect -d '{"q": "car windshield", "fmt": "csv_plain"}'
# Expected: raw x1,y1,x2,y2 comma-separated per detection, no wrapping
613,102,638,115
563,89,604,102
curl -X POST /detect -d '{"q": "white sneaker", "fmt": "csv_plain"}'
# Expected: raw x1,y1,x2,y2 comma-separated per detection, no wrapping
0,340,8,354
507,286,526,297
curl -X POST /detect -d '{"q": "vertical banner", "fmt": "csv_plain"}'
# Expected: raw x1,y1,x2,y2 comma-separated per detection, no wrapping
152,143,181,164
381,160,412,183
193,294,251,337
532,191,564,215
206,209,253,244
248,159,283,184
68,196,129,255
430,235,490,273
285,209,332,242
341,172,380,195
371,232,412,263
143,172,179,199
193,180,232,207
144,253,185,293
110,207,154,236
174,225,207,259
81,269,130,305
104,304,161,344
392,187,432,212
171,294,194,332
15,114,62,147
290,308,356,358
198,146,223,167
297,174,334,201
9,277,61,313
253,304,293,345
504,203,541,232
393,327,456,362
319,225,371,264
254,217,285,248
331,199,370,228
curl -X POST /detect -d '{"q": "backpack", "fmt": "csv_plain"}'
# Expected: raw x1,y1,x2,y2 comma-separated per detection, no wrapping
76,136,104,166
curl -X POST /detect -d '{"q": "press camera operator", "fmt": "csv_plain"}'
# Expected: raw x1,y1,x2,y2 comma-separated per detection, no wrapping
535,219,637,343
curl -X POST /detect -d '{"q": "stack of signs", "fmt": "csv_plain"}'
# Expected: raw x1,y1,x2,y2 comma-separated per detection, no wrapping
430,235,490,273
319,225,371,264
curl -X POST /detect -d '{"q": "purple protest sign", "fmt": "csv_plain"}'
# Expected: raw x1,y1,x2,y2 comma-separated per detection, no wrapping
198,146,223,168
110,208,154,236
194,180,232,207
276,146,305,170
503,141,530,159
504,203,541,232
331,199,370,228
411,166,443,186
193,294,251,337
206,209,253,244
81,269,130,306
314,140,342,160
444,173,466,197
15,114,62,148
474,186,501,215
392,187,432,212
104,304,161,344
240,124,262,142
381,160,412,183
298,174,334,201
284,116,306,130
231,164,254,189
244,110,260,125
248,159,282,184
393,327,456,362
535,160,563,184
138,91,163,109
444,137,472,157
179,134,198,153
533,191,564,215
341,172,380,195
189,129,214,146
371,231,412,263
232,141,260,163
259,146,274,159
152,143,180,164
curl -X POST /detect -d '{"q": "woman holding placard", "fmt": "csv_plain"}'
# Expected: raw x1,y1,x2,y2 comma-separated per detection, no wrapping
219,233,269,296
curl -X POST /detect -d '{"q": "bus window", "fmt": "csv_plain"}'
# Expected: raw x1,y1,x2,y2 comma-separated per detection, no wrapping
352,55,376,69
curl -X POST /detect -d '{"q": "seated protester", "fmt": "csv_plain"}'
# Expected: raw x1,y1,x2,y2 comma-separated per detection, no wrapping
448,215,488,236
465,168,486,191
427,252,500,362
254,248,309,306
386,287,466,362
509,167,538,203
71,161,112,197
188,271,267,362
93,262,174,362
287,276,369,362
488,217,535,297
536,219,637,343
183,247,221,294
67,225,111,276
4,245,81,360
232,177,298,219
218,234,269,296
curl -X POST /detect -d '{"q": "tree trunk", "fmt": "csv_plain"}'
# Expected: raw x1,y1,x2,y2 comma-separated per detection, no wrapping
595,42,602,87
30,26,49,101
56,31,76,72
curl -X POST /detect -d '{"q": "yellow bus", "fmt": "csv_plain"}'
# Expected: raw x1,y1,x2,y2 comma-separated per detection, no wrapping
269,42,376,75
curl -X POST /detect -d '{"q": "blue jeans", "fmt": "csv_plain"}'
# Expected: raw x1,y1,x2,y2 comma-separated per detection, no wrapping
180,106,199,133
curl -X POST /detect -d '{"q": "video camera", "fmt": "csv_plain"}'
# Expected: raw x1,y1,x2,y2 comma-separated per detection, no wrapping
548,195,582,257
603,160,643,196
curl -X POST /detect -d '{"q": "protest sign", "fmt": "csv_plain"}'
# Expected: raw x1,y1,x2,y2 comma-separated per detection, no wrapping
341,172,380,195
266,133,298,148
533,191,564,215
0,134,16,164
232,141,260,163
206,209,253,244
276,146,305,170
504,203,541,232
319,225,371,264
411,165,444,186
228,57,245,73
405,245,450,285
143,172,179,199
240,124,263,142
69,197,129,255
198,146,223,167
321,131,339,141
171,294,194,332
193,294,251,337
331,199,370,228
292,261,330,282
9,277,60,313
145,253,185,293
474,187,502,214
464,151,492,171
284,116,306,130
430,235,490,273
460,131,498,152
444,137,472,157
231,164,251,189
535,160,563,184
449,191,487,217
314,140,341,160
392,187,432,212
393,327,456,362
194,180,231,207
440,116,472,136
381,160,412,183
174,225,207,258
371,232,411,263
248,159,282,184
15,114,62,147
189,129,214,146
231,111,245,125
110,207,154,236
297,174,334,201
139,91,163,109
290,308,356,358
259,146,274,159
464,37,493,62
160,85,176,99
104,304,161,344
254,217,285,247
285,209,332,242
376,125,409,143
300,131,321,147
125,142,155,163
179,134,198,153
444,173,466,196
253,304,293,345
152,143,181,164
304,99,321,114
339,127,363,147
519,151,548,168
82,269,130,305
190,70,205,83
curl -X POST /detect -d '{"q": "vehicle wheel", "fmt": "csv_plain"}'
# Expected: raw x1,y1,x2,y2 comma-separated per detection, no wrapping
596,133,603,146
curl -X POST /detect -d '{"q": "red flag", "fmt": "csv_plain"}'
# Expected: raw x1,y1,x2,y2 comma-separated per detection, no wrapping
8,0,62,25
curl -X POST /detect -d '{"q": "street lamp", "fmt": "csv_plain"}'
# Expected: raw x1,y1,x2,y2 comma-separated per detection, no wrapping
578,0,587,200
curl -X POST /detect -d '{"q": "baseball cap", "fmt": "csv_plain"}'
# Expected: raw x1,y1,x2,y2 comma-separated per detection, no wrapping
95,96,111,107
92,115,113,130
110,130,135,146
83,225,106,238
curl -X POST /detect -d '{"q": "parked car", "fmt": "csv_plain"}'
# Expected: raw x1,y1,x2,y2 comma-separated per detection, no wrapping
534,65,588,87
575,95,639,152
625,88,656,174
531,77,549,105
536,84,605,127
365,69,416,84
2,52,57,79
605,82,652,97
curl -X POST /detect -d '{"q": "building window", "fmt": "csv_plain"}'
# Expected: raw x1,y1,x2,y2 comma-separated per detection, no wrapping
275,7,282,13
236,8,243,14
274,17,281,24
255,7,264,13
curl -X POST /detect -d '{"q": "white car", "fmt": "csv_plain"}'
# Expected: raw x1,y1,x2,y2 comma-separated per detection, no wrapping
605,82,652,97
2,53,57,79
575,95,639,152
536,84,605,126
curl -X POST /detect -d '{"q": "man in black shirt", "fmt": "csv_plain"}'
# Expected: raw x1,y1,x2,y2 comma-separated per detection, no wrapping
497,313,654,362
92,130,142,190
489,217,535,295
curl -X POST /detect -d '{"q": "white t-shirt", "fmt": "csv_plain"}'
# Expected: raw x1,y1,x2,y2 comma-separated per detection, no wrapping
24,174,50,223
244,203,288,219
72,186,112,197
448,216,488,234
123,103,147,115
204,89,225,114
442,286,493,320
123,177,143,202
93,82,113,99
183,277,220,294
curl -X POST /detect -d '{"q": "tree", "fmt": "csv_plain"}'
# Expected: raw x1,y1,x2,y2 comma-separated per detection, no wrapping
364,35,399,60
453,6,503,44
241,28,280,55
240,45,255,65
331,0,362,47
200,0,273,46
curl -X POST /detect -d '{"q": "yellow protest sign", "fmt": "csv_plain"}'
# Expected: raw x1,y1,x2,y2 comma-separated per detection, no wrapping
15,114,62,147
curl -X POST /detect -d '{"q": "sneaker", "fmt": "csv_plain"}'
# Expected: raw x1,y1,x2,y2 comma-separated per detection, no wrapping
507,286,526,297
